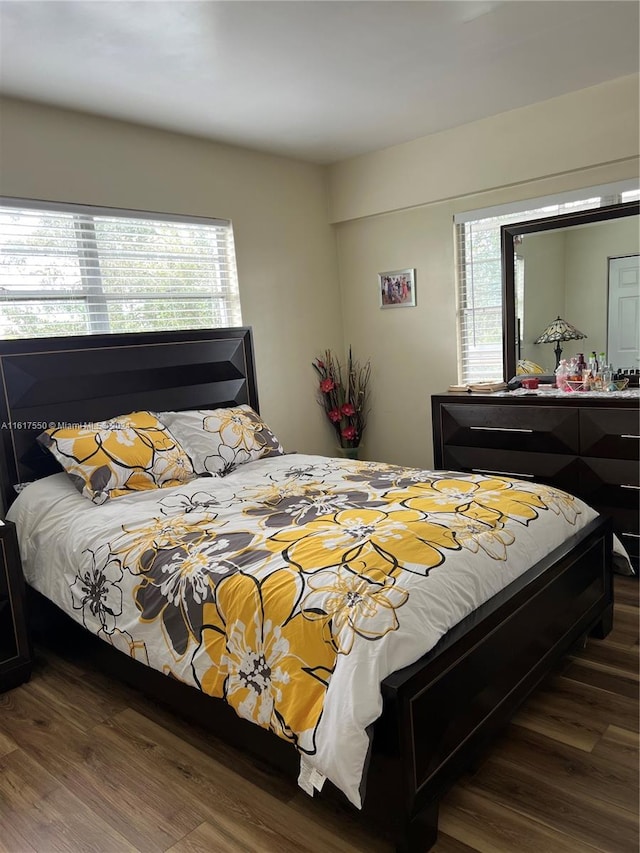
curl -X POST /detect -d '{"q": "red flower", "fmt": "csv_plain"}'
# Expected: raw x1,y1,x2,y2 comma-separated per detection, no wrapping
328,408,342,422
341,425,357,440
341,403,355,416
320,378,335,393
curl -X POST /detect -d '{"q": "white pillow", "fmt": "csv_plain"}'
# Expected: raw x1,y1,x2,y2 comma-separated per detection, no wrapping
156,405,284,476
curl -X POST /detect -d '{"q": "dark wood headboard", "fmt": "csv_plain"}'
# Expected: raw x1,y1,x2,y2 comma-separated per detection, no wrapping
0,327,258,509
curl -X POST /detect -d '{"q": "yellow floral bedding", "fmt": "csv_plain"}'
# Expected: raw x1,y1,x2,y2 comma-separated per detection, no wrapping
8,454,598,807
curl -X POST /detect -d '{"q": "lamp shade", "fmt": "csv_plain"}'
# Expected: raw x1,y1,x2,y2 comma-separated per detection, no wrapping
534,316,587,371
534,316,587,345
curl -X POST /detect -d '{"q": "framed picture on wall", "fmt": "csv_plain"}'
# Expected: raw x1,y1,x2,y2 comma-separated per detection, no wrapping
379,268,416,308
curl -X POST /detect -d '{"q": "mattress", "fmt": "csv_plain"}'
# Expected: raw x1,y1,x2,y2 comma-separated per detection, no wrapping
7,454,602,807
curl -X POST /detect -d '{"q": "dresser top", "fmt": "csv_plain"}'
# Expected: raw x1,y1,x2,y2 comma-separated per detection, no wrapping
433,389,640,409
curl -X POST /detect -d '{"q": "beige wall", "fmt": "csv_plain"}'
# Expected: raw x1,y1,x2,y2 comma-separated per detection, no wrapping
328,75,640,223
565,217,640,361
519,232,566,370
0,97,343,455
2,75,639,470
329,75,639,468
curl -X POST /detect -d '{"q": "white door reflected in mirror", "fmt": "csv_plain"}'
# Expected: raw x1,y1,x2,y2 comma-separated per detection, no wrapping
608,254,640,370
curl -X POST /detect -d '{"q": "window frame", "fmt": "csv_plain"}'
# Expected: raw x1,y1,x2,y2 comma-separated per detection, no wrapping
0,197,241,339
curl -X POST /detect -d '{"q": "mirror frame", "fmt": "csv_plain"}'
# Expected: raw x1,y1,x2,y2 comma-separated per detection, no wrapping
501,200,640,380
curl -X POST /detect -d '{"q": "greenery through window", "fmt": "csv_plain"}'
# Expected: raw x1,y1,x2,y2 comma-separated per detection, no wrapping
0,200,242,339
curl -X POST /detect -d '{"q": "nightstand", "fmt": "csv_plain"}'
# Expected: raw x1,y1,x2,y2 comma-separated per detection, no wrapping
0,520,32,692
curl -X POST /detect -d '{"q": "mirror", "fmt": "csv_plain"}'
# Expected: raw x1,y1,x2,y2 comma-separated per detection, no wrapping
501,201,640,380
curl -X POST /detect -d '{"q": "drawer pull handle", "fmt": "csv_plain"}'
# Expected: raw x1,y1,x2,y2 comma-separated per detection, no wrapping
470,426,534,434
621,434,640,440
472,468,535,479
621,484,640,490
621,532,640,539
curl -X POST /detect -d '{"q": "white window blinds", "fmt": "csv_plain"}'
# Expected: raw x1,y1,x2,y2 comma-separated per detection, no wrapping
0,199,242,339
454,181,640,384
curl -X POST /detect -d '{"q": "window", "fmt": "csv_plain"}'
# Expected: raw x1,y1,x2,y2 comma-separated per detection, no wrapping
454,181,640,384
0,199,242,339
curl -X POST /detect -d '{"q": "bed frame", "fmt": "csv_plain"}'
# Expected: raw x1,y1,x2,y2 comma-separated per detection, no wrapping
0,328,613,852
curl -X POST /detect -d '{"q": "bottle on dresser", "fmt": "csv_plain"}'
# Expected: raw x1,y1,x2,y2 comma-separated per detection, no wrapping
586,352,599,389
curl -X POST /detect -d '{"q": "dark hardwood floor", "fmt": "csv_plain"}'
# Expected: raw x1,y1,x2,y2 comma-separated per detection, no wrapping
0,576,637,853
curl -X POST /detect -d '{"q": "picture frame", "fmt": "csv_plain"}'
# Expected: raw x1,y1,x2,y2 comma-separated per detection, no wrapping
379,268,416,308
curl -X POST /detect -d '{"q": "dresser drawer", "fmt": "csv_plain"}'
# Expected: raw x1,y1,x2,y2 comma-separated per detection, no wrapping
442,446,581,492
580,456,640,558
581,457,640,502
440,404,580,454
580,409,640,459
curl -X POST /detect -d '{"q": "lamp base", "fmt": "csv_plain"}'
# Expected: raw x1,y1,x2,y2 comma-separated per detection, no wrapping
554,343,563,370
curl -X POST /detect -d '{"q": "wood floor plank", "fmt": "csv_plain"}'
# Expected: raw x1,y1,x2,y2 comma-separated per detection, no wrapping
545,675,639,732
0,748,136,853
0,727,18,757
572,640,640,680
591,724,640,772
511,700,604,752
512,671,639,750
0,689,206,850
0,832,37,853
26,650,133,734
438,787,602,853
461,754,639,852
613,577,640,608
109,707,366,853
600,724,640,749
166,820,244,853
561,657,639,700
604,605,640,649
166,815,302,853
124,690,297,804
287,789,393,853
431,834,480,853
479,725,638,813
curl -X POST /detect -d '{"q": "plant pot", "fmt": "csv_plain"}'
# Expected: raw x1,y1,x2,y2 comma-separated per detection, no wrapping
335,445,360,460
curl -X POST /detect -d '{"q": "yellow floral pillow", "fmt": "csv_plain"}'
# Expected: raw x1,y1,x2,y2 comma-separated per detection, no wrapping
516,359,546,375
37,411,195,504
158,405,284,476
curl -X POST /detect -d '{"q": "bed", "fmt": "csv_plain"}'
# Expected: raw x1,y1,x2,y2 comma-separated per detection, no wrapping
0,327,614,852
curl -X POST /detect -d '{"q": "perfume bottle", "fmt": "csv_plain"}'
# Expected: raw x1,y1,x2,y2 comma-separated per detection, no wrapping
555,359,569,391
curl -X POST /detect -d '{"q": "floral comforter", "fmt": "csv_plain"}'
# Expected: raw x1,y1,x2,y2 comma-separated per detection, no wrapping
8,454,598,807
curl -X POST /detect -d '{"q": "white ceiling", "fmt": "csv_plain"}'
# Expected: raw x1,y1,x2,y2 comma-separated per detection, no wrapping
0,1,638,164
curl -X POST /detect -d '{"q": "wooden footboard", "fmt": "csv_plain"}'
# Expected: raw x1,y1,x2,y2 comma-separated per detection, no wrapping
364,515,612,851
27,516,613,853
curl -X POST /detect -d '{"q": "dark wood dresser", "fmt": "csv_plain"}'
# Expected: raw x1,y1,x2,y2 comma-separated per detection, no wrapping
431,393,640,569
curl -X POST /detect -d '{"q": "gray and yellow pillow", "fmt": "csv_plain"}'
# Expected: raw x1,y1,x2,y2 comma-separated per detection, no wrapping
157,405,284,476
37,410,195,504
516,359,546,375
